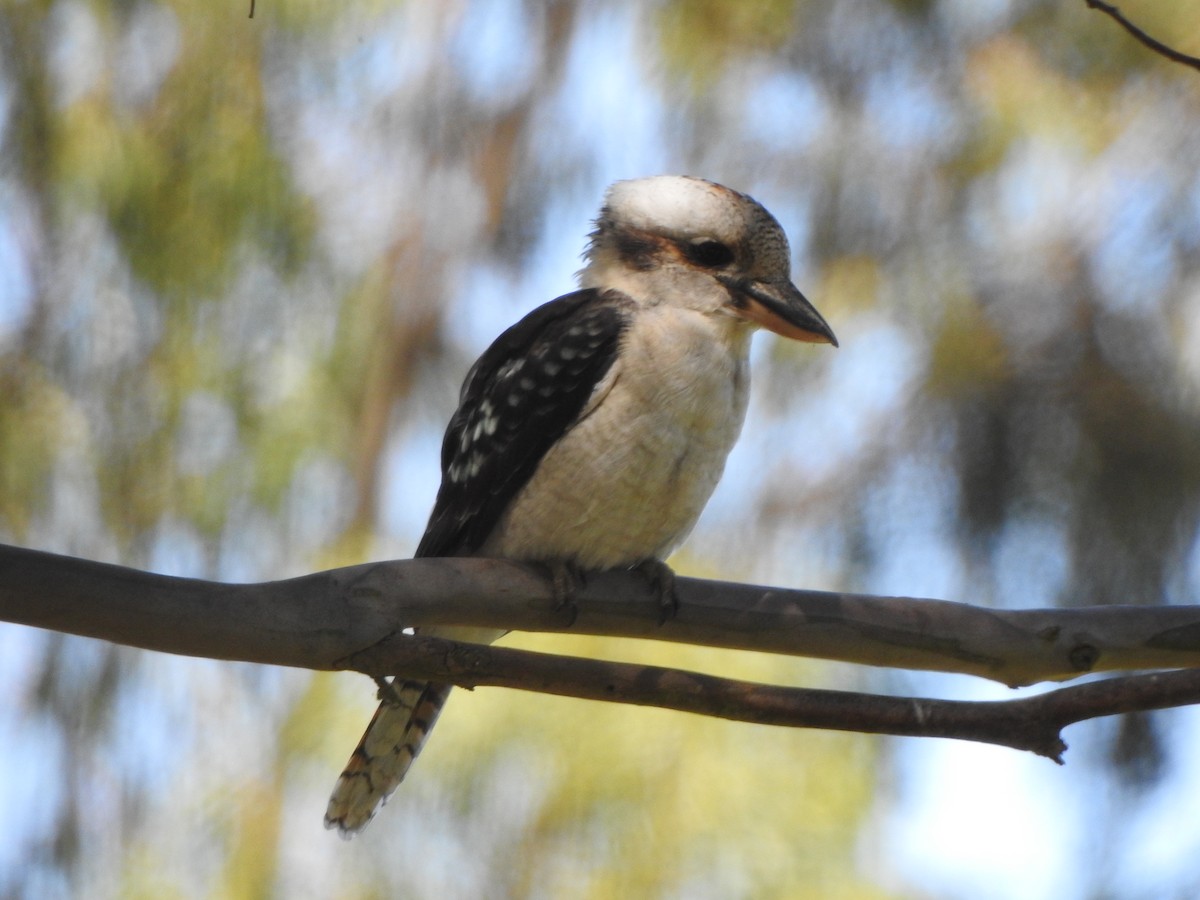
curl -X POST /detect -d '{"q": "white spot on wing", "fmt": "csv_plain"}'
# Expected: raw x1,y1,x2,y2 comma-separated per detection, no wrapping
497,359,524,380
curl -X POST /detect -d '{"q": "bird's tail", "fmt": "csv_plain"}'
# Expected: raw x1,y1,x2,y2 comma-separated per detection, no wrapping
324,679,453,836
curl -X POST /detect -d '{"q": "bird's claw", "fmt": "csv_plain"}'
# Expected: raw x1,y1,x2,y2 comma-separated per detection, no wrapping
544,560,585,627
636,559,679,624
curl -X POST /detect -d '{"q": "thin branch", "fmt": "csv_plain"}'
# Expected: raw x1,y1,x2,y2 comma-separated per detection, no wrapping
2,542,1200,687
342,631,1200,762
1086,1,1200,72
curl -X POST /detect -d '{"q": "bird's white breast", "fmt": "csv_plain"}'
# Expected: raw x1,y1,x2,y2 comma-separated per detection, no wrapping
483,305,752,568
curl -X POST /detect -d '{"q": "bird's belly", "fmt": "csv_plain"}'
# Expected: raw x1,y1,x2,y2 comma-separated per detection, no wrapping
484,325,749,569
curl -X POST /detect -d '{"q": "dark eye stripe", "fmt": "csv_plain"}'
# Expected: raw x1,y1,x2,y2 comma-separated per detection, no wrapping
684,239,734,268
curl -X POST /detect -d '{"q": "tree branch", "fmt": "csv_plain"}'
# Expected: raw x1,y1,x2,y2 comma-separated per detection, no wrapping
3,540,1200,761
3,542,1200,686
344,631,1200,762
1086,1,1200,72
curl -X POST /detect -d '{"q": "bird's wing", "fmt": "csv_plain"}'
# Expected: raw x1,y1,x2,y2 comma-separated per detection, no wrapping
415,288,631,559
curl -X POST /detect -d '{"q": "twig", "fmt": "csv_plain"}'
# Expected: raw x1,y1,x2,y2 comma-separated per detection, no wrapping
342,631,1200,761
1086,1,1200,72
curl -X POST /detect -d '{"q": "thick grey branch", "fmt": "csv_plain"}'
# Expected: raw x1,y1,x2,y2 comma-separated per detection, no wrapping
2,543,1200,688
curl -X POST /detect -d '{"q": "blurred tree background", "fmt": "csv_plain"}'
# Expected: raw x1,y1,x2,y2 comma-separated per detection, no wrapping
1,0,1199,897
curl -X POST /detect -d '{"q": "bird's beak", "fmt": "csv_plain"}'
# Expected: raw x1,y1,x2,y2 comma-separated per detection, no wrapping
720,276,838,347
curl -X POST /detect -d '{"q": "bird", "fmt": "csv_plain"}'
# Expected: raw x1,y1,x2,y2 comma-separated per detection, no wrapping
324,175,837,835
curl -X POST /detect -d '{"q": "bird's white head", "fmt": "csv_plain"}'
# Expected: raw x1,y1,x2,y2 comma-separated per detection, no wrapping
581,175,837,346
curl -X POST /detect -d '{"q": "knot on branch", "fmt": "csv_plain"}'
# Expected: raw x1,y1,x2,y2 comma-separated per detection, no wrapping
1068,643,1100,672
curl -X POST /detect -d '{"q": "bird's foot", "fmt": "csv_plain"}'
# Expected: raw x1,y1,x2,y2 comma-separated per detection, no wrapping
636,558,679,624
543,559,586,627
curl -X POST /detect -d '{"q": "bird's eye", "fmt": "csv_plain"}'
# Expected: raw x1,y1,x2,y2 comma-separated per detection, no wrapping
684,239,735,269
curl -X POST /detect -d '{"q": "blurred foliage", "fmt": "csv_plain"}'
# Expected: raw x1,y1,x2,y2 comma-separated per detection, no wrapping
656,0,795,86
2,0,1200,897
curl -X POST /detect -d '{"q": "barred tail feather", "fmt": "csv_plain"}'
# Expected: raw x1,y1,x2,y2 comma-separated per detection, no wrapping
324,679,453,836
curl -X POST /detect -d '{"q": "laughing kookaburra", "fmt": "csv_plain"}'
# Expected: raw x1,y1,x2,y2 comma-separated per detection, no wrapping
325,175,837,835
